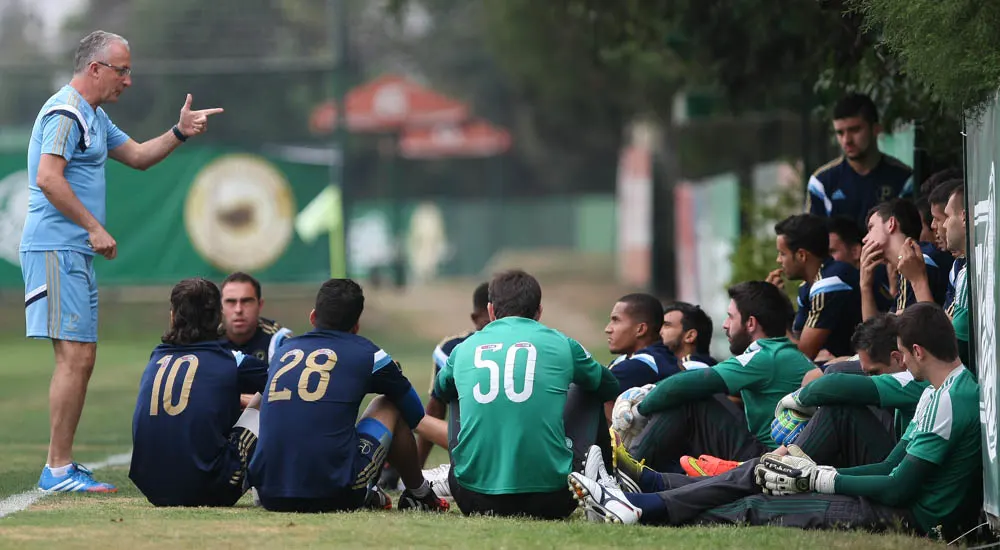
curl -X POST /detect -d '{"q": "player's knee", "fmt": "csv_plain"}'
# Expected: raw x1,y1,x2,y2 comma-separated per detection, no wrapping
362,395,401,429
53,340,96,374
426,397,446,420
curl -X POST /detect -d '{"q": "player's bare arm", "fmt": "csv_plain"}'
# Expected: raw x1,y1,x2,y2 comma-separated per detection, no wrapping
109,94,223,170
797,327,831,359
36,153,117,259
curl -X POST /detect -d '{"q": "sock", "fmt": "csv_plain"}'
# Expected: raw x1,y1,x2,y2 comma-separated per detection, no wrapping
625,492,667,523
640,469,667,492
234,407,260,437
409,479,431,498
46,463,72,477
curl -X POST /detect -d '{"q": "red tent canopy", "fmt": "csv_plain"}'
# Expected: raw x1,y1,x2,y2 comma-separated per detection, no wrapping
309,74,469,134
399,119,512,159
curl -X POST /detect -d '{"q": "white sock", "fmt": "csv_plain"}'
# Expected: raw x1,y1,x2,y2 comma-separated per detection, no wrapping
410,479,431,498
46,463,72,477
234,407,260,437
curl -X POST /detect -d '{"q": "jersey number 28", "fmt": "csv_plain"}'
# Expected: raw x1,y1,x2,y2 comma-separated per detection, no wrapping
473,342,536,404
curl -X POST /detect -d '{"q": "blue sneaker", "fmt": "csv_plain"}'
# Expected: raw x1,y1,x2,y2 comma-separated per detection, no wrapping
38,463,117,493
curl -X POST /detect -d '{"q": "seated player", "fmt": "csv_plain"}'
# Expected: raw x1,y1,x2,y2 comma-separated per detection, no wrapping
939,184,972,376
660,301,717,370
390,282,488,497
434,269,620,519
861,199,949,319
928,179,966,311
686,313,928,477
615,281,818,473
418,281,490,466
219,272,293,408
768,213,861,360
248,279,448,513
129,277,267,507
827,216,863,270
606,293,680,391
570,303,982,542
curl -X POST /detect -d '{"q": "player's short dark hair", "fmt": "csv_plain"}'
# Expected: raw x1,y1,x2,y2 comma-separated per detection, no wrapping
163,278,222,346
663,301,713,354
727,281,794,339
915,196,933,229
617,293,664,337
949,185,966,209
473,282,489,312
314,278,364,331
833,93,879,125
871,199,922,240
896,303,959,362
919,168,963,198
827,216,863,246
489,269,541,320
222,271,262,300
928,178,964,208
774,214,830,258
850,313,898,366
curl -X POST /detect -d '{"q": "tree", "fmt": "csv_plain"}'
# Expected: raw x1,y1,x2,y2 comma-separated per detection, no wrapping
0,0,54,130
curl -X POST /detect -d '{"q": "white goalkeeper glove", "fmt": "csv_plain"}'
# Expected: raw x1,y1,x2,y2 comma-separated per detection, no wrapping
774,389,817,419
754,446,836,495
610,384,654,444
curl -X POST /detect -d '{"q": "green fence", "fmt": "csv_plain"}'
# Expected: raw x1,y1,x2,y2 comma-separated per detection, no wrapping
965,92,1000,530
0,148,615,288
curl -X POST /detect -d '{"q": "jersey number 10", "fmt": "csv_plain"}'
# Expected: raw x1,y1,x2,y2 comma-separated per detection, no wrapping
149,354,199,416
473,342,537,404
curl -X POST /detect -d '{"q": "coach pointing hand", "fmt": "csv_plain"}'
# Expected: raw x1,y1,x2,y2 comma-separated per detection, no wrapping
176,94,224,138
22,30,221,495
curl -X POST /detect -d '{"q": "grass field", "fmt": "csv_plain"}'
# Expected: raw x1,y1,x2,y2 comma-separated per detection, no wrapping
0,293,946,549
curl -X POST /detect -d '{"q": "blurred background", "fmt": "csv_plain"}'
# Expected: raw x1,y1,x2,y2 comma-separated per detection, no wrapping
0,0,964,356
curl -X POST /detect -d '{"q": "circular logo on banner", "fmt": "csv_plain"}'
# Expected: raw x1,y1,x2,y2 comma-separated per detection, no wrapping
184,154,296,272
0,170,29,267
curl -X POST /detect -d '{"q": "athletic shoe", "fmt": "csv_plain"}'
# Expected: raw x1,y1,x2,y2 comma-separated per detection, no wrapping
582,445,621,521
398,485,450,512
363,485,393,510
609,429,643,493
680,454,741,477
422,463,452,498
38,463,117,493
567,472,641,524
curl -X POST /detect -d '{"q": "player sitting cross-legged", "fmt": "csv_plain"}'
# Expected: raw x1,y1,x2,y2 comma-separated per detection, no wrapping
248,278,448,513
129,277,268,507
434,269,620,519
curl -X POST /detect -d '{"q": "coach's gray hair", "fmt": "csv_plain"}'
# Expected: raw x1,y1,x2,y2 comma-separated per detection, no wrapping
73,31,129,74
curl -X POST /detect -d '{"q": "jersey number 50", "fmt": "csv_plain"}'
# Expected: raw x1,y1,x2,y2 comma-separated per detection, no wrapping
473,342,536,404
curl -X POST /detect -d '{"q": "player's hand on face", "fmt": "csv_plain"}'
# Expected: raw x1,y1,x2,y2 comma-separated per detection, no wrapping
859,240,883,286
88,225,117,260
765,268,785,290
895,238,927,283
177,94,224,137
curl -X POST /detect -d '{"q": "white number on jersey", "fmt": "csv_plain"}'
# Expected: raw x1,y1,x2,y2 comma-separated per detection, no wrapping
473,342,537,404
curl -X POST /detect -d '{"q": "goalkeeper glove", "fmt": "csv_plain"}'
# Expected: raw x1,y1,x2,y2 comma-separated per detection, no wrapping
610,384,654,444
754,449,836,495
774,389,817,419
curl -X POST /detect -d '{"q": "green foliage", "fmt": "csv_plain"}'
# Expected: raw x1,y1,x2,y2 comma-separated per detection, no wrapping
727,174,803,305
850,0,1000,116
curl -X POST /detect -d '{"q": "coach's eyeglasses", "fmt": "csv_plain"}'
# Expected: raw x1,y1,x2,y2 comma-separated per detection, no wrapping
96,61,131,77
